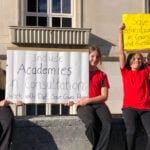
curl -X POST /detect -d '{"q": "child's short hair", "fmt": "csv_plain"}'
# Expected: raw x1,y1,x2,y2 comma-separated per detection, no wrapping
89,45,102,64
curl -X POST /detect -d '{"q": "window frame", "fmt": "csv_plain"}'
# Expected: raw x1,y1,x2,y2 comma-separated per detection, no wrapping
25,0,73,27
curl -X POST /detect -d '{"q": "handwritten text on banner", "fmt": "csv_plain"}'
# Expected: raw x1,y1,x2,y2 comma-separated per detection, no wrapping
6,50,89,103
123,14,150,51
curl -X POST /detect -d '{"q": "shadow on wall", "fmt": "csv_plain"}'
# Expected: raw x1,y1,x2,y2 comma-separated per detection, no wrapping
11,119,58,150
10,116,147,150
89,33,115,56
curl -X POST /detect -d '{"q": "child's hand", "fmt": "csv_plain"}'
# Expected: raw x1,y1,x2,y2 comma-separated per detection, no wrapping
16,100,24,106
64,101,74,106
0,99,12,107
119,23,125,31
77,98,89,106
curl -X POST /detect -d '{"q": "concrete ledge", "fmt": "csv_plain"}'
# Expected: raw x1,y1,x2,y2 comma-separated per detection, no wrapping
11,116,147,150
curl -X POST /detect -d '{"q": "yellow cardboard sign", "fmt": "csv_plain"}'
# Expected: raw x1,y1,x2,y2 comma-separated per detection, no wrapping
123,14,150,51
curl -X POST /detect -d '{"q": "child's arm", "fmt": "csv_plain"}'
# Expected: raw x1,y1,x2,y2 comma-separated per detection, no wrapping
77,87,108,106
118,23,126,68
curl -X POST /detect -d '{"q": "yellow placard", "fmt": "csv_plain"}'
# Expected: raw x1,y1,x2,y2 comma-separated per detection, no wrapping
122,14,150,51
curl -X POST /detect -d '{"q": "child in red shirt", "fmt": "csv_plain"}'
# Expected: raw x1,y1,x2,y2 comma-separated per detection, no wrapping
119,23,150,150
65,46,112,150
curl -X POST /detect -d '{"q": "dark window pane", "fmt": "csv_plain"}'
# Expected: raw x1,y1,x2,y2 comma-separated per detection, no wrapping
62,0,71,13
28,0,36,12
38,17,47,26
52,17,60,27
52,0,60,13
37,104,45,115
149,0,150,13
51,104,60,115
38,0,47,12
62,105,69,115
26,104,36,115
62,18,72,27
26,16,37,26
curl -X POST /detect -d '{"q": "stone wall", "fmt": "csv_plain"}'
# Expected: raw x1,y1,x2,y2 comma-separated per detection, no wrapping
11,116,146,150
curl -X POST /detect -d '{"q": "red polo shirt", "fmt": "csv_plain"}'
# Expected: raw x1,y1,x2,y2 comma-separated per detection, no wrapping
121,66,150,110
89,69,110,103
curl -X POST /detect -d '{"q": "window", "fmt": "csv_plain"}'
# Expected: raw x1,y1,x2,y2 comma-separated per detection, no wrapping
52,0,71,13
26,103,70,116
26,0,72,27
26,104,46,115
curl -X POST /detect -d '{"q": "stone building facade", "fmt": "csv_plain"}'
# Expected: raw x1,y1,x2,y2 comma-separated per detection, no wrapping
0,0,149,115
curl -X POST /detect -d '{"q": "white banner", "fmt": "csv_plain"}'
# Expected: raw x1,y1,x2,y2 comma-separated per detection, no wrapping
6,50,89,104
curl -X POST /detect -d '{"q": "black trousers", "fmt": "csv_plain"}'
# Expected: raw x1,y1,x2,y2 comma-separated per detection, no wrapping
123,108,150,150
77,104,112,150
0,106,14,150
